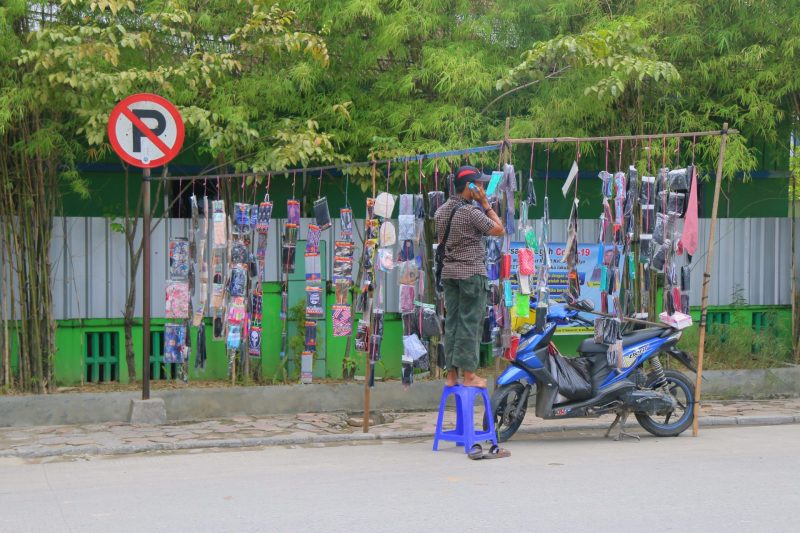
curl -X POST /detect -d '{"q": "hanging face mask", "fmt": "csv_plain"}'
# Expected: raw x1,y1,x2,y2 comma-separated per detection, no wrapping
399,194,415,216
414,194,425,219
287,199,301,226
281,244,296,273
527,176,537,206
397,240,415,261
169,238,191,280
333,256,353,283
340,207,353,238
398,260,420,285
332,304,352,337
305,253,321,282
518,248,535,276
374,192,396,219
164,323,187,364
516,293,530,318
667,167,691,192
428,191,445,218
248,327,262,357
165,280,190,319
377,247,395,272
233,203,251,235
486,238,503,263
284,224,299,246
212,200,227,249
228,266,247,297
398,214,416,241
379,221,396,247
313,197,332,230
306,224,321,255
305,285,324,318
399,284,416,314
257,201,273,232
417,303,443,338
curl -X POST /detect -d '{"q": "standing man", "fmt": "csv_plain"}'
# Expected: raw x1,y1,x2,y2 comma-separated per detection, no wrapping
435,165,505,388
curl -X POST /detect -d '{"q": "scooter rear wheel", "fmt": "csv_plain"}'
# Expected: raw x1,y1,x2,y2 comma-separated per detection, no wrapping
485,382,527,442
635,369,694,437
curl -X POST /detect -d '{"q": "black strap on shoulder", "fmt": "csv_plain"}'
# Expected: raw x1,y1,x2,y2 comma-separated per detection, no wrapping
440,204,465,254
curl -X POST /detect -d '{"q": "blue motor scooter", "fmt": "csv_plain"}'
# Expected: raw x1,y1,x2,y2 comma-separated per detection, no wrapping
489,300,697,442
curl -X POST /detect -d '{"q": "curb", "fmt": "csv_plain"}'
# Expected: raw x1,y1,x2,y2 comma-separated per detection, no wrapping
1,414,797,459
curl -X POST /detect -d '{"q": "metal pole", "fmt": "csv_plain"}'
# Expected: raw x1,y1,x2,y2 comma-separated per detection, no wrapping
692,122,729,437
142,168,152,400
490,129,738,146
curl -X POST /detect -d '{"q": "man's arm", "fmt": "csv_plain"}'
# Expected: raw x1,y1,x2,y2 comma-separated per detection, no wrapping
471,185,505,237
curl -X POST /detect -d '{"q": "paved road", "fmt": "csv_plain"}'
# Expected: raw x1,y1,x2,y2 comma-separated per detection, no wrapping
1,424,798,533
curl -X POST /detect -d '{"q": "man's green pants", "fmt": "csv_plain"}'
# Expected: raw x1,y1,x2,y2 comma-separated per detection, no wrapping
443,275,488,372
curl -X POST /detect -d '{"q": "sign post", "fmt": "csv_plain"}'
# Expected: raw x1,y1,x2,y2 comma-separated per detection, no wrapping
108,93,184,400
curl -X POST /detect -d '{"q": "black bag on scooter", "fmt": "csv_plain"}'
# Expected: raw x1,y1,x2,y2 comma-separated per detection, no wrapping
550,353,593,401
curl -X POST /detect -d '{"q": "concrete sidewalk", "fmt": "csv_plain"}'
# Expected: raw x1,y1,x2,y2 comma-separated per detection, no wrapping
1,398,798,459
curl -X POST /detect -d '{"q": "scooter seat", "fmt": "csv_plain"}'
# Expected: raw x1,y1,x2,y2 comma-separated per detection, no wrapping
578,327,669,355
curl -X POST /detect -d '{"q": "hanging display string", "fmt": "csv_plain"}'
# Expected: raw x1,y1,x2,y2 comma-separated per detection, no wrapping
252,174,258,205
491,128,736,146
675,137,681,167
605,139,609,173
434,159,439,191
264,172,271,201
291,170,297,199
153,144,501,182
240,174,245,204
418,159,423,194
403,160,408,193
216,175,221,200
618,139,624,172
544,147,551,198
344,170,350,207
574,141,580,202
317,169,324,199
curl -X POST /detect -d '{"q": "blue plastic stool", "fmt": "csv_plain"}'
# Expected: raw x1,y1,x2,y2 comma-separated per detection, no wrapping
433,385,498,453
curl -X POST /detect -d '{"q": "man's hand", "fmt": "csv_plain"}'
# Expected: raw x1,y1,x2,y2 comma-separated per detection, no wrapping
470,183,490,209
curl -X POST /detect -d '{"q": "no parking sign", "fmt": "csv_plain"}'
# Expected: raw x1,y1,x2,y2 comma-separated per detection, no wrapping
108,93,184,168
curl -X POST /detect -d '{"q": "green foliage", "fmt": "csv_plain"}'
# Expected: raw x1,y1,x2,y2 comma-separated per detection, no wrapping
678,311,793,370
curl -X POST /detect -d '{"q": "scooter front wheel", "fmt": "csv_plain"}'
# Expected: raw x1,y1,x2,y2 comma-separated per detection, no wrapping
484,382,527,442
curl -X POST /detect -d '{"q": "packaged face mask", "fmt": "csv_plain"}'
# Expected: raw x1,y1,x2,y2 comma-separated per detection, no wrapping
334,279,350,304
414,194,425,219
164,323,187,363
226,324,242,350
165,280,190,319
313,197,332,230
332,304,352,337
398,214,416,241
282,244,296,273
486,238,502,263
334,240,354,258
305,321,317,350
659,191,687,217
653,213,669,245
369,334,383,362
598,171,613,198
355,320,370,352
503,280,513,307
427,191,445,218
379,221,396,247
305,285,324,318
248,327,262,357
284,224,299,246
340,207,353,237
377,247,395,272
257,201,273,232
518,248,535,276
417,303,443,338
374,192,396,218
402,333,427,361
681,265,691,291
305,224,322,255
169,238,191,280
667,167,691,192
486,261,499,281
287,199,301,225
397,240,415,261
333,256,353,283
516,293,530,318
399,284,416,314
305,253,321,281
399,194,415,216
230,242,248,265
398,260,420,285
234,203,251,234
212,200,227,249
365,219,379,240
228,266,247,297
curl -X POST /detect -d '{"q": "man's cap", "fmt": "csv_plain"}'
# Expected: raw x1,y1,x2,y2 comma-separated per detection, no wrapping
453,165,491,188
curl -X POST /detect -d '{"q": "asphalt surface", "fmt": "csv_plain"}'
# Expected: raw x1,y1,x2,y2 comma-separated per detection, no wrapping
1,424,798,533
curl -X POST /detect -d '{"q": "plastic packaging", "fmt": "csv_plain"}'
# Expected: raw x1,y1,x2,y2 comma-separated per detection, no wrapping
374,192,396,218
313,196,332,230
518,248,535,276
399,194,415,216
398,214,416,241
287,199,300,225
427,191,445,218
399,284,415,313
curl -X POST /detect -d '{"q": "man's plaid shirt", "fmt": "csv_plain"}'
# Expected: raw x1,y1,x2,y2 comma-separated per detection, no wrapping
434,197,494,279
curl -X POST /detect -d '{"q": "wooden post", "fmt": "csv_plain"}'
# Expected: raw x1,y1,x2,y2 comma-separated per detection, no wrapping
692,123,729,437
363,161,377,433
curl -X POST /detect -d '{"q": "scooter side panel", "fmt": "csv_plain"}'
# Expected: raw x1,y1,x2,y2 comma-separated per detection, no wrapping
600,337,669,388
496,365,534,387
